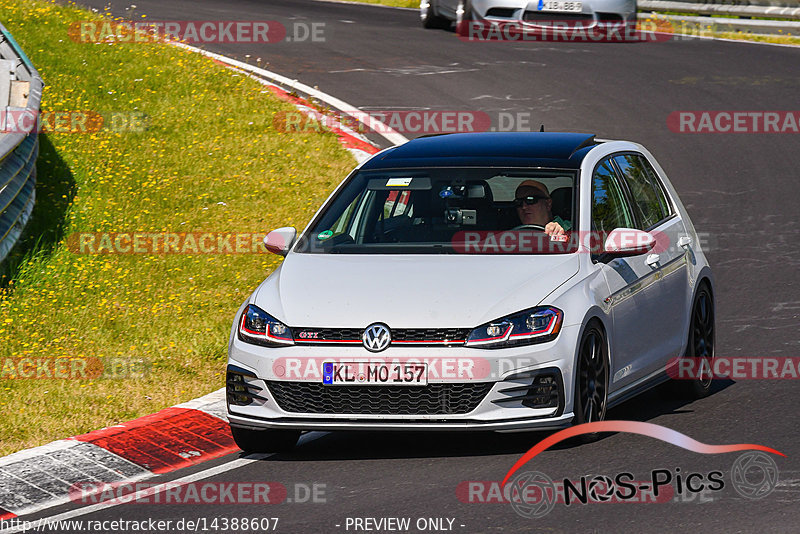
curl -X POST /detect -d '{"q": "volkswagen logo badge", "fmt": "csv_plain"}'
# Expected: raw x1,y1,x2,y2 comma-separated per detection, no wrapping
362,323,391,352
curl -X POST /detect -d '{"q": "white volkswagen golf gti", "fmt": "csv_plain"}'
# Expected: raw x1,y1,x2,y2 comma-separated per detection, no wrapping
226,132,714,452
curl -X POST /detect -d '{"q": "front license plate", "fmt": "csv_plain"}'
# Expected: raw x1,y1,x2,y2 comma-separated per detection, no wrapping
539,1,583,12
322,362,428,386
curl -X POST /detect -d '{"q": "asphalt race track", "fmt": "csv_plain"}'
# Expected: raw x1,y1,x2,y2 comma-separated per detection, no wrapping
39,0,800,532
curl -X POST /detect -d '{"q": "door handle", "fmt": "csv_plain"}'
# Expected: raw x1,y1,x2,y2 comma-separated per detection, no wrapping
646,253,660,267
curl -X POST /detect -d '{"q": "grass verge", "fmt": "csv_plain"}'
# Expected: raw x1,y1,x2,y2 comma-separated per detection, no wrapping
643,16,800,45
0,0,356,456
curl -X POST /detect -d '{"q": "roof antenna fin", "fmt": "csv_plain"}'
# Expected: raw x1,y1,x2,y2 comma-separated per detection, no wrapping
539,124,545,132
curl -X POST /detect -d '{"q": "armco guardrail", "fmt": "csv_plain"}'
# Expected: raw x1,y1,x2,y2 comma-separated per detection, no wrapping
640,0,800,19
0,22,43,264
639,0,800,34
645,0,800,6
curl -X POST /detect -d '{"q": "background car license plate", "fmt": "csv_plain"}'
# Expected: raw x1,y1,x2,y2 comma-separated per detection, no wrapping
539,1,583,12
322,362,427,385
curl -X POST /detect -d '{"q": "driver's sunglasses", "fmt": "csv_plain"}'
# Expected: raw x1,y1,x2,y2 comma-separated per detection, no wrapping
514,195,548,207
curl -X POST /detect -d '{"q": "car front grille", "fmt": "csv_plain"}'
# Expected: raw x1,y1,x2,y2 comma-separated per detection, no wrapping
596,12,624,22
295,328,362,342
394,328,471,343
522,11,594,25
266,381,493,415
293,327,470,346
486,7,517,18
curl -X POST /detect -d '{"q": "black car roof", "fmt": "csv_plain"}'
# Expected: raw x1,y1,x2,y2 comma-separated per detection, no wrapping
360,132,599,170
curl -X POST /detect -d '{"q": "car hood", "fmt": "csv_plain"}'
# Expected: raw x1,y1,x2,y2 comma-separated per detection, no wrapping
253,253,580,328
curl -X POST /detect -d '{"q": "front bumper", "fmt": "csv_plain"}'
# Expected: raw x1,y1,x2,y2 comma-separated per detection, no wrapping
226,324,581,432
470,0,638,30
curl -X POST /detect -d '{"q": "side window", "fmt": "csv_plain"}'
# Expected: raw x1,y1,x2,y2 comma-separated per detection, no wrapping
329,192,366,238
592,159,634,234
383,190,413,219
613,154,671,229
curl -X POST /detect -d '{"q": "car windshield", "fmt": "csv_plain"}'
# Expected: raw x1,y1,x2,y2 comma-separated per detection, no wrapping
295,167,578,254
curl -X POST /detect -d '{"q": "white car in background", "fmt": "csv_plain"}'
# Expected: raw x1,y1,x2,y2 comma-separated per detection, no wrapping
420,0,637,34
226,132,714,453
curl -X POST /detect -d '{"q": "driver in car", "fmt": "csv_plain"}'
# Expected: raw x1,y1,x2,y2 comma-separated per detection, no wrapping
513,180,572,237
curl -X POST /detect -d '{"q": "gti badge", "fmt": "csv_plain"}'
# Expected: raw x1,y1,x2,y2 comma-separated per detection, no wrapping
362,323,391,352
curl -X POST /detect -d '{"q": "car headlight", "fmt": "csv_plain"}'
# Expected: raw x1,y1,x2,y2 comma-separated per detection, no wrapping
238,304,294,347
466,306,563,348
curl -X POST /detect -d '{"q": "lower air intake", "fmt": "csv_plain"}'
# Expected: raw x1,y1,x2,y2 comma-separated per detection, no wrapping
267,381,493,415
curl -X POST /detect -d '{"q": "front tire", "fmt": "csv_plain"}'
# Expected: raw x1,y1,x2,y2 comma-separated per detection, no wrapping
572,322,609,441
230,426,300,453
420,0,448,29
673,283,715,399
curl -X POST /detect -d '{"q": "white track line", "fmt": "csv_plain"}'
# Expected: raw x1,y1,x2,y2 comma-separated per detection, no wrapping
0,433,327,534
171,42,409,146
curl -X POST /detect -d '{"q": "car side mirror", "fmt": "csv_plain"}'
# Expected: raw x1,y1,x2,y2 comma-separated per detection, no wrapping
263,227,297,256
603,228,656,257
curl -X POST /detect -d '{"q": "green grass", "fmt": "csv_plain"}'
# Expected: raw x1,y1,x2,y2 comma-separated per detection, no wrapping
651,9,797,22
642,16,800,45
0,0,356,456
709,30,799,45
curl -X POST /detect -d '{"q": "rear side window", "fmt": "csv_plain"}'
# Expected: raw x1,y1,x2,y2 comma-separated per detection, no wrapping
591,159,634,234
613,154,671,229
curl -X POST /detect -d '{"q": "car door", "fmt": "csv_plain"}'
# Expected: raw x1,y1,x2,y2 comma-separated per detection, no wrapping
591,157,666,389
612,153,691,369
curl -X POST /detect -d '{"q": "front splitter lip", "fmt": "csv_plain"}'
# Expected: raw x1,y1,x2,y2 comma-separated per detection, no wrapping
476,15,637,31
473,14,601,31
228,412,574,432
